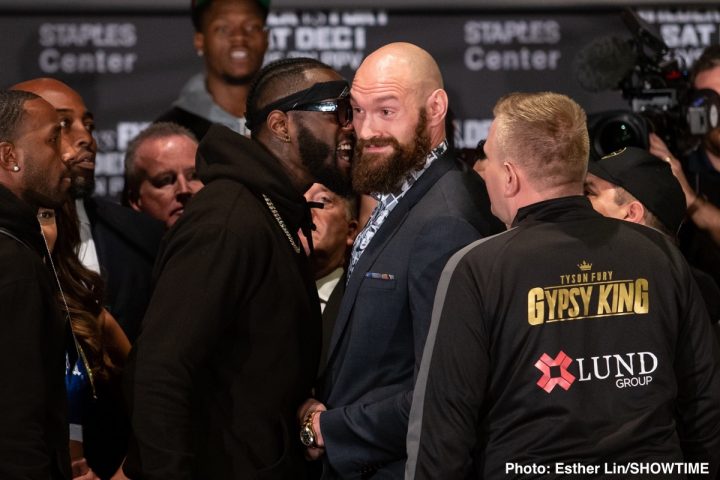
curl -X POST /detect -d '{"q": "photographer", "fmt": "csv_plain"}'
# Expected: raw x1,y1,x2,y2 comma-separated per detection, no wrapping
649,45,720,285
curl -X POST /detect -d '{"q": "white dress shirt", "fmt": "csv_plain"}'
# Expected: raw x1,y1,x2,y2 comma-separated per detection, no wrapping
316,267,343,313
75,199,101,274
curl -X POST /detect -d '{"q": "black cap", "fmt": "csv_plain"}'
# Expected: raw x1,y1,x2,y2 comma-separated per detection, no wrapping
191,0,270,31
587,146,686,234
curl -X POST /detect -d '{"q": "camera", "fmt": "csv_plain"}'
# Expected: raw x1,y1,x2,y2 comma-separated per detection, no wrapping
576,8,720,159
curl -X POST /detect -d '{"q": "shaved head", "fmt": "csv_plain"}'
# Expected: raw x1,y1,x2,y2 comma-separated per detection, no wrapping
350,42,448,194
353,42,443,106
12,77,79,103
11,77,97,198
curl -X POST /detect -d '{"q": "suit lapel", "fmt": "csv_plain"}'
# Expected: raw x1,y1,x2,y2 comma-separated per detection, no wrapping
85,198,160,262
324,154,457,370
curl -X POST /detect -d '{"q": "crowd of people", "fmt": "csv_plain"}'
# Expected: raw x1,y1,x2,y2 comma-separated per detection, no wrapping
1,0,720,479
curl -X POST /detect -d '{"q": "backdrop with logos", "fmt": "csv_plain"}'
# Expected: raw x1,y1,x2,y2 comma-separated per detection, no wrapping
0,6,718,199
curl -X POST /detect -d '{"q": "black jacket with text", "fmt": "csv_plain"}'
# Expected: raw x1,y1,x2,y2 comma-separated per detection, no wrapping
407,196,720,480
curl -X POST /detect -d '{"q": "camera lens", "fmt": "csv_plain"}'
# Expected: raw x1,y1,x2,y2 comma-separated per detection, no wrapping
597,120,641,155
587,110,649,159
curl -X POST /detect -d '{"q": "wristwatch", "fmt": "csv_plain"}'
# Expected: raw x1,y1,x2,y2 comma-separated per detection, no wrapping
300,411,317,447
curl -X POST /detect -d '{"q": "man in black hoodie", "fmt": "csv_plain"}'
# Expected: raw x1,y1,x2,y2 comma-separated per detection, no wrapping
0,90,72,479
124,57,353,479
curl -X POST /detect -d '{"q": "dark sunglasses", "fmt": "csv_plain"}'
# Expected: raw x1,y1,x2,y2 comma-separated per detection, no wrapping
285,97,353,128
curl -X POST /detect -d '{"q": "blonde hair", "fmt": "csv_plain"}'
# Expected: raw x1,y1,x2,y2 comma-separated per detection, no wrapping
492,92,589,190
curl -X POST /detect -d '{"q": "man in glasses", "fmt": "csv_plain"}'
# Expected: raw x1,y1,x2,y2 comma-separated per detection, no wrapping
245,75,353,195
297,42,502,478
124,57,353,479
156,0,270,140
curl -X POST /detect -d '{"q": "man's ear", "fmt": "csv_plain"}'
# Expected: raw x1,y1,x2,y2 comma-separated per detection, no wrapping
425,89,448,128
258,27,270,51
267,110,291,143
625,200,646,224
346,218,359,246
0,142,17,171
193,32,204,56
128,194,143,213
503,161,521,198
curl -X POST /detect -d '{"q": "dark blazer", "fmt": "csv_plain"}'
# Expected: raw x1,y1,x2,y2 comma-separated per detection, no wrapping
318,152,502,478
85,197,164,343
81,198,164,477
319,272,346,374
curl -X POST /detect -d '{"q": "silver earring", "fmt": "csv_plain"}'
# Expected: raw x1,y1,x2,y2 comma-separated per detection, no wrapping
197,50,204,57
11,165,19,172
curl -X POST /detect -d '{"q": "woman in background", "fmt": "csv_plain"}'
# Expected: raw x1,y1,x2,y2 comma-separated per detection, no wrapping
39,201,130,480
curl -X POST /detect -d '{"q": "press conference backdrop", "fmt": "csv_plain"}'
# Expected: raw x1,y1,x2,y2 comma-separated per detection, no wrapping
0,5,718,200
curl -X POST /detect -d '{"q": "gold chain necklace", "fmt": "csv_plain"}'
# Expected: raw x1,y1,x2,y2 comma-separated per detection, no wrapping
262,194,301,254
39,223,97,400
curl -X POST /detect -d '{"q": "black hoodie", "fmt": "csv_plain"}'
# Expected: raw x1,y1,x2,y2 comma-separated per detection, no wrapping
0,184,70,479
124,125,321,479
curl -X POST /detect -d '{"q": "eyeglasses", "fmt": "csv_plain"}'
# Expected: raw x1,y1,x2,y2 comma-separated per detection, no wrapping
246,80,349,131
285,97,353,128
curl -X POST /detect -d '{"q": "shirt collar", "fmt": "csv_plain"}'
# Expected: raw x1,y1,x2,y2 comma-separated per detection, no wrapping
75,198,90,225
174,73,248,135
316,267,343,302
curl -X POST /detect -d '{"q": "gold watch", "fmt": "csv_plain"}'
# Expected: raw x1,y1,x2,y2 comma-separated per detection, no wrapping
300,411,317,447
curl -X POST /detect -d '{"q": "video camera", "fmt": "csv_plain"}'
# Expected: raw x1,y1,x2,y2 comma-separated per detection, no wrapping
575,8,720,159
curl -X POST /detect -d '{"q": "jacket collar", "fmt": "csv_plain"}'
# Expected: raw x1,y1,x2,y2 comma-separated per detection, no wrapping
512,195,600,227
0,184,46,256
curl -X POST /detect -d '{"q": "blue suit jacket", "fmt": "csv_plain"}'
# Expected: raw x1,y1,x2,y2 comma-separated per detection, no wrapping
317,152,502,478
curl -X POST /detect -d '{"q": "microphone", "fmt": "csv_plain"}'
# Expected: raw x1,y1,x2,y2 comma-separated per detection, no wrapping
573,35,637,92
621,8,668,58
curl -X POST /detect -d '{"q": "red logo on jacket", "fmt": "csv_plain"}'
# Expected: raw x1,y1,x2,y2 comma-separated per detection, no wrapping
535,351,576,393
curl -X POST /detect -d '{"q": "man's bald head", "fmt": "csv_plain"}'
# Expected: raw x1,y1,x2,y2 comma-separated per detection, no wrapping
354,42,444,106
349,42,449,194
11,77,97,198
13,77,73,99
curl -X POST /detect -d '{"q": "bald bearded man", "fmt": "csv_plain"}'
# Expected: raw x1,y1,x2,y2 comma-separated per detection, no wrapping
298,43,501,478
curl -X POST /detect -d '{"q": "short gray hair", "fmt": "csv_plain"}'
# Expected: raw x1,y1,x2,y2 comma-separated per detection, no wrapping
123,122,198,203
